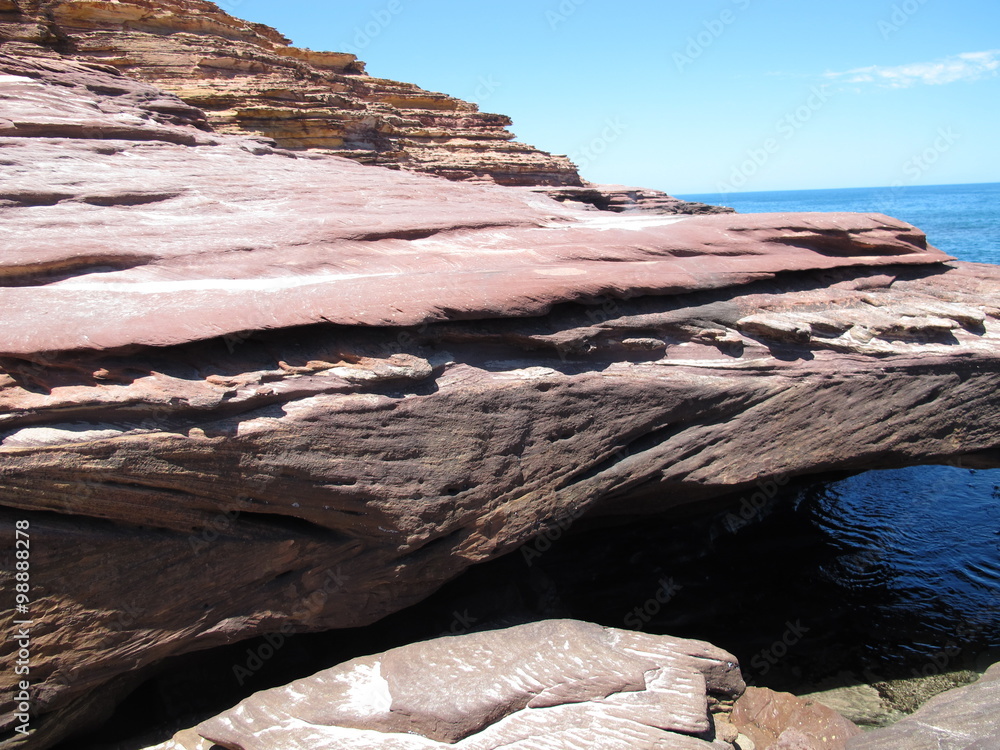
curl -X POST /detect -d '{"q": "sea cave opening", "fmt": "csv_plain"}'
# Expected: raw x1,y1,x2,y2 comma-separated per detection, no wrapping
57,464,1000,749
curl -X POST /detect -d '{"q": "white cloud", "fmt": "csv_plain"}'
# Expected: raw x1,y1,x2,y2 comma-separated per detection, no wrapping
825,50,1000,88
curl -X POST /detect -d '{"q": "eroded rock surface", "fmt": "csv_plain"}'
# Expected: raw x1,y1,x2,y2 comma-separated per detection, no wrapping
2,0,582,186
2,24,1000,750
0,54,950,355
168,620,743,749
535,183,735,215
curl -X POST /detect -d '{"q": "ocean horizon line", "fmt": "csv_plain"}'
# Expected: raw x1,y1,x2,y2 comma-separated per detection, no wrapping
678,180,1000,201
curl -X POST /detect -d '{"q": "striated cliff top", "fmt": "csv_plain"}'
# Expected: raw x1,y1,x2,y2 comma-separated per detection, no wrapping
0,0,734,213
1,0,585,186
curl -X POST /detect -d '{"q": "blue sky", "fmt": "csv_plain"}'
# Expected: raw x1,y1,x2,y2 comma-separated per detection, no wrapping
227,0,999,194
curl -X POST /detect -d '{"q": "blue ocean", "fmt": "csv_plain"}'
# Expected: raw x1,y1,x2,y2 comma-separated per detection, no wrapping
679,182,1000,676
681,182,1000,266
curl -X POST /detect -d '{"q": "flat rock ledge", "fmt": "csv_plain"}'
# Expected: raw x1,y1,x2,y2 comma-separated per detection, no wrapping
847,662,1000,750
531,184,736,215
151,620,745,750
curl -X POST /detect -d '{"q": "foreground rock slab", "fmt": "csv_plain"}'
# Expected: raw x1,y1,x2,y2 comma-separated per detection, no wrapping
847,662,1000,750
170,620,742,750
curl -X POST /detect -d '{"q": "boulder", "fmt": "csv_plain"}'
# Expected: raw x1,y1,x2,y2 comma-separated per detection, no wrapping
799,683,903,730
177,620,743,749
731,687,862,749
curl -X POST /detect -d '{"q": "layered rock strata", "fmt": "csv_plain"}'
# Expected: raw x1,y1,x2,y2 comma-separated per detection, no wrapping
534,184,735,215
0,0,731,213
1,0,582,186
3,39,1000,750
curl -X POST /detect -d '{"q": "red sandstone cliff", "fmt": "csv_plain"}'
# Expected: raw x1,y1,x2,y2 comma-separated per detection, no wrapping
2,0,584,186
0,0,733,212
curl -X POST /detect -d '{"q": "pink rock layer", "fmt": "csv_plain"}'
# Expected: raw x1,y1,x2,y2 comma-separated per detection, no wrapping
0,53,949,355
